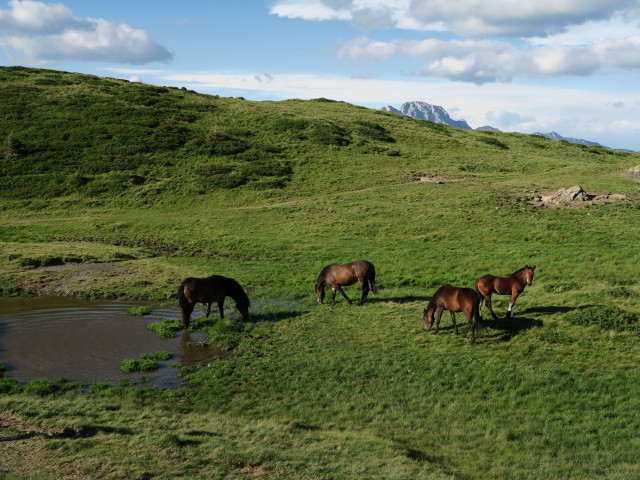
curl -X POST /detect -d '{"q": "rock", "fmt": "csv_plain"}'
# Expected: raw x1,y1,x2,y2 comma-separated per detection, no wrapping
540,186,593,205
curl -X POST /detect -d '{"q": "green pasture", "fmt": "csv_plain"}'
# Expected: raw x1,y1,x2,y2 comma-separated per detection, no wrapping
1,67,640,479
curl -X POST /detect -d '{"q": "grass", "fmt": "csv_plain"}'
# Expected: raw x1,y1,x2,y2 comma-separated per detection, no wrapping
1,67,640,479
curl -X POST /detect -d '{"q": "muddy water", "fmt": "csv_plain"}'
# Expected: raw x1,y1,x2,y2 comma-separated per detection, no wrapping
0,296,216,388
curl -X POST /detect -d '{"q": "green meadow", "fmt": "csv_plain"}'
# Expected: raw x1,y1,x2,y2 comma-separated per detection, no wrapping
1,66,640,479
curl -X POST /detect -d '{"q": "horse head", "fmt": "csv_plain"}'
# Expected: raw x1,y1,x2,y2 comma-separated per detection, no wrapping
524,265,536,285
423,308,434,331
315,282,326,304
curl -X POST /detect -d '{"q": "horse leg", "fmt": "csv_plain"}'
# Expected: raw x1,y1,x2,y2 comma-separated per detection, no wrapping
506,292,519,319
434,307,444,333
357,279,370,306
450,311,458,334
181,301,195,329
484,294,499,320
336,286,352,304
465,312,476,343
205,303,212,317
217,299,225,319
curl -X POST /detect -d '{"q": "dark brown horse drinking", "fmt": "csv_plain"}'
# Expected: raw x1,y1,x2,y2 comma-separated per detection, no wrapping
178,275,250,328
423,284,483,343
475,265,535,320
315,260,378,305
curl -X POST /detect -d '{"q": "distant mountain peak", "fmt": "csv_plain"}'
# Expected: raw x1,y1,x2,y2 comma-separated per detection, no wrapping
381,101,472,130
533,131,602,147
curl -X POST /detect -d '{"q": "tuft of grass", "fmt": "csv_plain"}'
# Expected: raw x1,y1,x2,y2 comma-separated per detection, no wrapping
120,359,159,373
147,318,183,339
127,306,152,316
140,351,172,361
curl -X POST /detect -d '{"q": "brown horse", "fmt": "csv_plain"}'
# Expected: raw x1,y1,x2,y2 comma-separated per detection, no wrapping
177,275,250,328
475,265,535,320
423,284,483,343
315,260,378,305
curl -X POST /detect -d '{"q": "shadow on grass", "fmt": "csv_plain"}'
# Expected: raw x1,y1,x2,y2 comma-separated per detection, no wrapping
480,315,543,341
250,310,309,323
367,295,432,304
521,305,593,315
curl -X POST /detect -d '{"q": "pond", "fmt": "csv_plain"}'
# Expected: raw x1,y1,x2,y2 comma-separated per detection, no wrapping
0,296,216,388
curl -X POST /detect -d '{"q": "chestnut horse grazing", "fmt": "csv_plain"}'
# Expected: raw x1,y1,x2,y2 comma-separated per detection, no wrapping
178,275,250,328
315,260,378,305
423,284,483,343
475,265,535,320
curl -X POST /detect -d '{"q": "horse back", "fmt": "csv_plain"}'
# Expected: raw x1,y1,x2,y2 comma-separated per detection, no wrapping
476,274,514,295
433,285,474,313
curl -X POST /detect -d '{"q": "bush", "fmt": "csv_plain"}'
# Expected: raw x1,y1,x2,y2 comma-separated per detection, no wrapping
308,122,350,146
356,121,395,143
0,377,20,394
565,306,639,332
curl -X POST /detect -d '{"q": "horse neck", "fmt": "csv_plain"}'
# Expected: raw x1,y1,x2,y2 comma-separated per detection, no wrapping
226,279,249,307
513,269,529,284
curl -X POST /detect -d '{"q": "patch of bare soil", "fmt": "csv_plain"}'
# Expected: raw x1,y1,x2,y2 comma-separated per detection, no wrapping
529,185,628,209
21,261,130,296
413,173,458,184
624,165,640,180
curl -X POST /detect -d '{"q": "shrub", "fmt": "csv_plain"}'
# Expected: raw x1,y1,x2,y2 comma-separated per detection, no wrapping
0,377,20,394
479,137,509,150
308,122,350,146
565,306,639,332
356,121,395,143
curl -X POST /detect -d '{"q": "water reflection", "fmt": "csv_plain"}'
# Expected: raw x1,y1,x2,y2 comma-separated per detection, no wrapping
0,296,215,387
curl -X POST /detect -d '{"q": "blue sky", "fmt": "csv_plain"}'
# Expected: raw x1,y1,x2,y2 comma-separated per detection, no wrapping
1,0,640,150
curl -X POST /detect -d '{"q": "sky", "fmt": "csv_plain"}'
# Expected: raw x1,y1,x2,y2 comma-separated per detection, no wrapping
1,0,640,151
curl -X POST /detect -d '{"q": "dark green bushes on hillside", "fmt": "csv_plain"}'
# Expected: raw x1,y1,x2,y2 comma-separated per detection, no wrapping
565,306,639,332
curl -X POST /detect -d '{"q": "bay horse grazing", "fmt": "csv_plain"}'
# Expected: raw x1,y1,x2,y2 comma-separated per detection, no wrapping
475,265,535,320
178,275,250,328
315,260,378,306
423,284,483,343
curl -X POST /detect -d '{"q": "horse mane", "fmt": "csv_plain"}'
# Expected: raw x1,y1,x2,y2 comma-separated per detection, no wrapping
512,266,530,275
316,265,333,287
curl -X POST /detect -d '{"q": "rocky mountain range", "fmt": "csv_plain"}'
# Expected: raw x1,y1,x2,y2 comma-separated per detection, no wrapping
381,101,472,130
381,101,628,151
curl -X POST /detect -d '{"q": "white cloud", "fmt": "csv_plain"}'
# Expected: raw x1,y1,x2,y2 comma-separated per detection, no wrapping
271,0,638,37
0,0,172,65
273,0,640,83
337,36,640,83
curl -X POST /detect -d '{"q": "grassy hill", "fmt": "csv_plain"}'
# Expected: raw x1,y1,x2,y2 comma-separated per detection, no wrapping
1,67,640,479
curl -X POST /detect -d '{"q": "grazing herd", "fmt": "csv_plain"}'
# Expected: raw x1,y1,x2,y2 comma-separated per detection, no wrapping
178,261,536,343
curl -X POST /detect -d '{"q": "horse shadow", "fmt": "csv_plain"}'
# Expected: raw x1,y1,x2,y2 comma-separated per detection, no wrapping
480,315,543,341
367,295,431,304
521,305,593,315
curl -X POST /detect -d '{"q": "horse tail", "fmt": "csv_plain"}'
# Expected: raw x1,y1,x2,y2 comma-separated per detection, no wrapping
472,291,486,336
368,263,379,294
177,282,192,328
